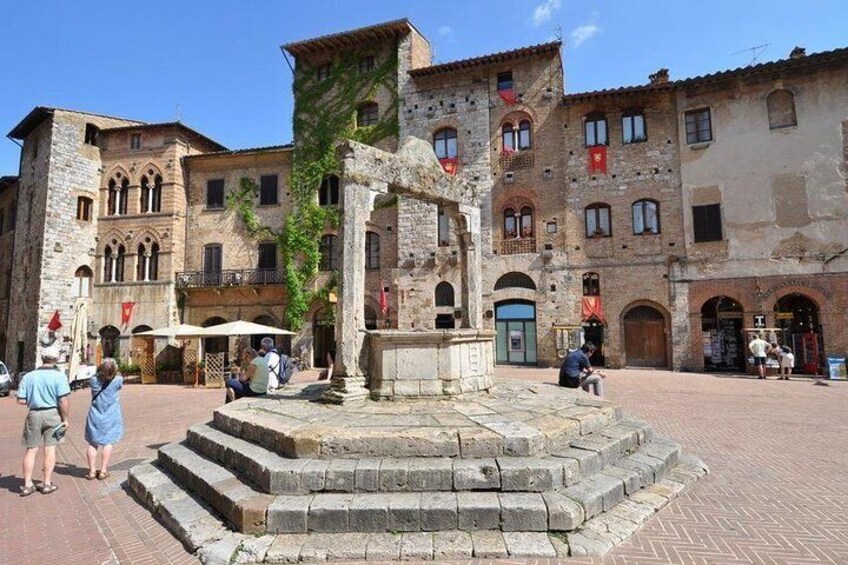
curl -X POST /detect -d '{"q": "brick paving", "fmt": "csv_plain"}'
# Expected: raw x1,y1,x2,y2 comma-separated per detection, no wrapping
1,369,847,564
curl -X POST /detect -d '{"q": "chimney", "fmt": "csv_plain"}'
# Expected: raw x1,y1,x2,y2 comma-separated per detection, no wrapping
649,68,669,85
789,46,806,59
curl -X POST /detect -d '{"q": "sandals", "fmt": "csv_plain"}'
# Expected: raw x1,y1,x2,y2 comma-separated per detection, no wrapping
85,471,98,480
97,470,110,480
38,483,58,495
19,484,38,497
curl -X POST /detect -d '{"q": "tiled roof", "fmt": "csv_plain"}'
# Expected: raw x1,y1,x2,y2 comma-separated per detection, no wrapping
0,175,19,190
282,19,420,57
8,106,144,139
409,41,562,77
562,46,848,102
184,144,292,160
102,121,227,152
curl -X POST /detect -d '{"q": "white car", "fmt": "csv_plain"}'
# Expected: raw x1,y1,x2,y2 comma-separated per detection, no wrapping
0,362,10,396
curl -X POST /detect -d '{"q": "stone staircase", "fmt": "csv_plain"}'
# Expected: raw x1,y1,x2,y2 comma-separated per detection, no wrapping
128,381,708,563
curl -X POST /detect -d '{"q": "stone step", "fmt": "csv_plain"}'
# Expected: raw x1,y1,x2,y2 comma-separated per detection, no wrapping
158,441,274,534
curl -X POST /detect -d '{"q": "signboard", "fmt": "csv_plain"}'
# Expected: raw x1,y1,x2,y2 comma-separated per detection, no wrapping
753,315,766,328
776,312,794,320
827,355,847,380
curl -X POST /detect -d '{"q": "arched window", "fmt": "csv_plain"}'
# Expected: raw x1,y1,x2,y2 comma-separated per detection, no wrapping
584,203,611,237
519,206,533,238
585,112,608,146
433,128,458,159
582,273,600,296
108,175,129,216
503,207,517,239
363,305,378,330
104,244,126,282
435,281,455,307
767,89,797,129
320,175,339,206
74,266,93,297
140,172,162,213
136,243,146,281
518,120,532,149
504,206,533,239
365,232,380,269
502,123,515,152
502,118,533,152
494,272,537,291
357,102,379,127
359,55,375,73
319,234,339,271
632,199,660,234
136,242,160,281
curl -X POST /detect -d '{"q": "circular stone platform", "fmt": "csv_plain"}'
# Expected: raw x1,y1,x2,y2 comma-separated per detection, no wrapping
213,379,622,459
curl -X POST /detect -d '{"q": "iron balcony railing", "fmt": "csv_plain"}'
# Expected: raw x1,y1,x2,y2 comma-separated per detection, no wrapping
176,269,285,289
500,238,537,255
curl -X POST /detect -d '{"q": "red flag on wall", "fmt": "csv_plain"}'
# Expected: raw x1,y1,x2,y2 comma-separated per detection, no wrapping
498,88,518,105
588,146,607,174
379,283,388,315
47,310,62,332
581,296,606,323
121,302,136,328
439,158,458,176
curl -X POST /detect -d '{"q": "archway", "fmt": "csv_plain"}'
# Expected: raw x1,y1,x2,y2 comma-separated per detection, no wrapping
251,314,278,352
99,325,121,359
313,307,335,368
623,305,668,367
201,317,228,365
494,300,537,365
701,296,744,371
774,293,822,373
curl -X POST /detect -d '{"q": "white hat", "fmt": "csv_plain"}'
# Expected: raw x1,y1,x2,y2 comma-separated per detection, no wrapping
41,346,61,361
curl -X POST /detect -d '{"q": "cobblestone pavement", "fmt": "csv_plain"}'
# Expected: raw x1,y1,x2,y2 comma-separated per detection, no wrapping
1,369,846,564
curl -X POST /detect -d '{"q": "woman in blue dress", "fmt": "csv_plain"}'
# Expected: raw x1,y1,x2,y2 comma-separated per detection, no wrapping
84,358,124,480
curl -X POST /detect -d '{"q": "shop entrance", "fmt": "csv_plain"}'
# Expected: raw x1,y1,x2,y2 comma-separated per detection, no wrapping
495,300,537,365
701,296,744,371
582,319,605,367
313,307,335,368
774,293,822,374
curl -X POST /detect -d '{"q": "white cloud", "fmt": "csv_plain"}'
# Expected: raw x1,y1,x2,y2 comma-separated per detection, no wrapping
438,25,453,36
570,23,599,48
532,0,562,27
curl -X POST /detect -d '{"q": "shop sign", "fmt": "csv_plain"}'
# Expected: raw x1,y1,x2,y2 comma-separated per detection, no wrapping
753,314,766,328
776,312,794,320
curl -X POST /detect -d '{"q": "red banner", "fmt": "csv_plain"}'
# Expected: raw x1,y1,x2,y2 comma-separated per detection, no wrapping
498,88,518,105
121,302,136,328
439,157,458,176
47,310,62,332
588,146,607,174
582,296,605,323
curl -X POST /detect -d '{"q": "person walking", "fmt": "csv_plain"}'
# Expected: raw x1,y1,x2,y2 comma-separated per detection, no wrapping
558,342,606,397
16,346,71,496
225,348,268,403
84,358,124,480
748,333,772,379
261,337,292,391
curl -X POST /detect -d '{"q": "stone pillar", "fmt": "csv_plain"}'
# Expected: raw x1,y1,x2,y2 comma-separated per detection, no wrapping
323,176,371,404
451,204,483,329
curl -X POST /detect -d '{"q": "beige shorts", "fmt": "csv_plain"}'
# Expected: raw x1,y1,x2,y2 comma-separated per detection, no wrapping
22,409,62,448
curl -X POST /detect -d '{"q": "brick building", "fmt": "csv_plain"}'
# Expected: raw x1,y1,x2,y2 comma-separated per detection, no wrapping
1,20,846,376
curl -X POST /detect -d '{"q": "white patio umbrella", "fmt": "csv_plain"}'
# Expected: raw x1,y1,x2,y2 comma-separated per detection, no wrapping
136,324,206,339
198,320,295,337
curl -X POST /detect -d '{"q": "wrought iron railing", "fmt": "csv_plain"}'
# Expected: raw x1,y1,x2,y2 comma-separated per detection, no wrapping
500,238,536,255
175,269,285,289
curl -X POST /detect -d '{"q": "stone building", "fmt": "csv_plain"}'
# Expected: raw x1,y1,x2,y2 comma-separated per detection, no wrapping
0,176,19,362
1,20,846,376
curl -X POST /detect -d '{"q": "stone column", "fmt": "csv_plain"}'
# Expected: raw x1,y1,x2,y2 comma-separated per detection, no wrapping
451,204,483,329
323,176,371,404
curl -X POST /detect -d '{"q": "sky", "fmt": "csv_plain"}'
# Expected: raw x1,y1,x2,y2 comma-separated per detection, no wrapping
1,0,846,173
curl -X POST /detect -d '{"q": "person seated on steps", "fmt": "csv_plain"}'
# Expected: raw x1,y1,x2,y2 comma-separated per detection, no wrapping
558,341,607,397
224,348,268,403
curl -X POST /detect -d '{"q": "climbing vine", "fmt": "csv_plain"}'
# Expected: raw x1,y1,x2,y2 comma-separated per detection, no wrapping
228,47,399,330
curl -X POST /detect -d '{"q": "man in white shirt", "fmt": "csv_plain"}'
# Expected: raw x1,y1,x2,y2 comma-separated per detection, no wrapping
261,337,291,391
748,334,772,380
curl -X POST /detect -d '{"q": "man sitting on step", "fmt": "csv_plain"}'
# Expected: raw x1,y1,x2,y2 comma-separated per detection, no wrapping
558,341,606,397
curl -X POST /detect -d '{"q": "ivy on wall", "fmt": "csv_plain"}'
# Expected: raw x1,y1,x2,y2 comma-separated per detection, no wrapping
228,47,399,330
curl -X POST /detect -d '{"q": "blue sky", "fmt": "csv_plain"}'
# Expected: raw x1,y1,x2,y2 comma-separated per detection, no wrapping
1,0,846,173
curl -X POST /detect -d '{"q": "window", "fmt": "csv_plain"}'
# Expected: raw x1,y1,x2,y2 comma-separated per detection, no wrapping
767,90,797,129
494,272,536,291
107,176,129,216
622,110,646,144
140,174,162,213
260,174,278,206
319,175,339,206
136,243,160,281
84,123,100,146
584,203,611,237
518,120,532,149
497,71,513,91
204,244,222,273
435,313,456,329
433,128,458,159
365,232,380,269
73,266,93,297
692,204,723,242
357,102,379,127
359,55,375,73
206,179,225,209
435,281,455,307
632,199,660,234
501,119,532,152
685,108,712,144
437,206,450,246
503,206,533,239
502,123,515,152
319,234,339,271
76,197,93,221
582,273,600,296
257,242,277,270
585,113,608,146
316,63,331,81
103,245,126,283
130,133,141,149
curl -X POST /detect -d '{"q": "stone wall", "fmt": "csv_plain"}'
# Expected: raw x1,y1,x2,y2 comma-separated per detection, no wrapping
0,178,19,360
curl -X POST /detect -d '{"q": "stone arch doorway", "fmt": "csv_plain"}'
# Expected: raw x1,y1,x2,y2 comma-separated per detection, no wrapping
494,300,537,365
774,293,822,373
701,296,744,371
99,325,121,359
623,304,668,367
313,307,335,368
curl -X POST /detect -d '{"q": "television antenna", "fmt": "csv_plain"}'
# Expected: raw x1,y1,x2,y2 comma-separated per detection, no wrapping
731,43,770,66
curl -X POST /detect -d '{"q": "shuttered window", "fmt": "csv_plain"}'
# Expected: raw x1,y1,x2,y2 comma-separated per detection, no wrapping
692,204,723,242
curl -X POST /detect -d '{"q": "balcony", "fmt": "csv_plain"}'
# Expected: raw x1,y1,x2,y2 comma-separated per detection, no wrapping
176,269,285,289
499,149,535,171
500,238,536,255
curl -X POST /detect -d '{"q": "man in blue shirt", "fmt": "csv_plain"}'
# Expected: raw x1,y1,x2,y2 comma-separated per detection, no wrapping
16,347,71,496
558,342,606,397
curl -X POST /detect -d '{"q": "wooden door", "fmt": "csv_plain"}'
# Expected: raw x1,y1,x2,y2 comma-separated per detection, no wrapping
624,306,668,367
